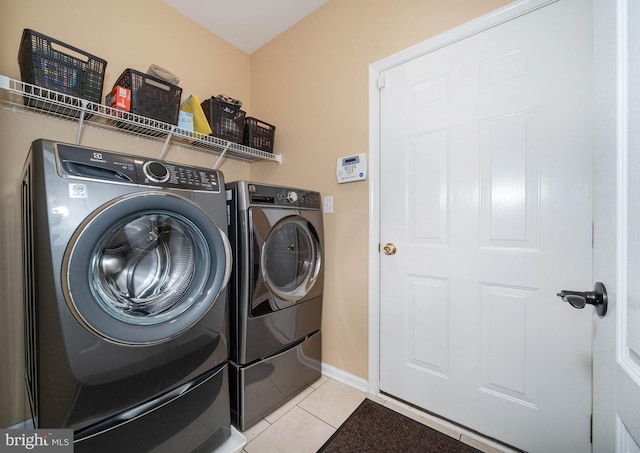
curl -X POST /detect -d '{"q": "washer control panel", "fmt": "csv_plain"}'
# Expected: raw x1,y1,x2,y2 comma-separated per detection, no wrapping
247,183,321,209
55,144,221,192
136,160,221,192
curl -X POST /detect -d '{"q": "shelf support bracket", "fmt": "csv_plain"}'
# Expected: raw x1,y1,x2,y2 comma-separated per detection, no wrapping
213,144,229,170
75,100,88,145
159,126,176,160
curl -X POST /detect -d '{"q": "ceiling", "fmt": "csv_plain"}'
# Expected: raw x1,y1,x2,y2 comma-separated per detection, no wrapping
162,0,328,54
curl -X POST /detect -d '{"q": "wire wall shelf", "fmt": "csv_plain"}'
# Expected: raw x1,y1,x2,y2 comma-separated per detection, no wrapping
0,75,281,167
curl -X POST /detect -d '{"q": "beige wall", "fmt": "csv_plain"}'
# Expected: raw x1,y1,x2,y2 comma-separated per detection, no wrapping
0,0,510,427
249,0,510,381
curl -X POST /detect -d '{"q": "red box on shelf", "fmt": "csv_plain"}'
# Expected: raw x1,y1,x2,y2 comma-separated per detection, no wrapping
106,86,131,111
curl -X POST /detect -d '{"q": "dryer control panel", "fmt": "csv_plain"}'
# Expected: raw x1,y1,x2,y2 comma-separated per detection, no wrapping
247,183,321,209
55,144,221,192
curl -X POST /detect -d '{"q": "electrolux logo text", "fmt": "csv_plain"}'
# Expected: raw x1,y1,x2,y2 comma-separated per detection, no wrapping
0,430,73,452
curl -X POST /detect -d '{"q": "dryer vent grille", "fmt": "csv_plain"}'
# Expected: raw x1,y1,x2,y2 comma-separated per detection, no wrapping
21,161,38,427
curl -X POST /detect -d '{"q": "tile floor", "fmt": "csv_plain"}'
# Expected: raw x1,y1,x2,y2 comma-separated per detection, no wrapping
239,375,518,453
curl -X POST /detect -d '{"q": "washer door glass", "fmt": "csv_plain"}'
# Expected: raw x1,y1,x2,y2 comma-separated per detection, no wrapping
63,192,231,345
261,217,321,302
92,212,206,324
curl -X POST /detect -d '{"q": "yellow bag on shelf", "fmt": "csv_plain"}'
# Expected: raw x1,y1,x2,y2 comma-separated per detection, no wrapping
180,94,212,135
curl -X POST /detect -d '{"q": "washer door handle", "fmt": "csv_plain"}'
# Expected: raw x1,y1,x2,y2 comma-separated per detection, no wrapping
219,226,233,291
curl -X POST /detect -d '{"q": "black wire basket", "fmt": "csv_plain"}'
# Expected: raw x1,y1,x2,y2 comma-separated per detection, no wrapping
243,117,276,153
201,97,246,144
113,69,182,125
18,28,107,118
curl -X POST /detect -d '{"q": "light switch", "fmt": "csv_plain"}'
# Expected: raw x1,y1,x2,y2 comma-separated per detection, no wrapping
323,196,333,214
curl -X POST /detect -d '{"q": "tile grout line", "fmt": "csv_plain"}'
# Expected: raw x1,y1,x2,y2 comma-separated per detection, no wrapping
295,403,342,431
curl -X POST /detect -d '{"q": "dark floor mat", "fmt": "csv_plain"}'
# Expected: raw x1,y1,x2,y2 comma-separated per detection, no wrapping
318,398,482,453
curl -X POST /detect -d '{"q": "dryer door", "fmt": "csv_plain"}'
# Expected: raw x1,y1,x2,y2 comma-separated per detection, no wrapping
250,208,323,315
62,192,231,345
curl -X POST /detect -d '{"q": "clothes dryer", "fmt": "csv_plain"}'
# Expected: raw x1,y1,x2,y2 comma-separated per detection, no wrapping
22,139,232,452
226,181,323,431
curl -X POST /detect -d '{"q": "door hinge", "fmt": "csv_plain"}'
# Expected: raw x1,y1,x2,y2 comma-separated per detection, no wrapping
377,73,386,90
590,413,593,444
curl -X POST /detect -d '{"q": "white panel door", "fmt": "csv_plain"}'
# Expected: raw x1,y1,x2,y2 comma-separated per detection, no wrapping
378,1,593,451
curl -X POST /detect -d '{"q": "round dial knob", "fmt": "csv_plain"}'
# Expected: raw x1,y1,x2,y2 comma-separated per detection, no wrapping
143,161,170,183
286,191,299,203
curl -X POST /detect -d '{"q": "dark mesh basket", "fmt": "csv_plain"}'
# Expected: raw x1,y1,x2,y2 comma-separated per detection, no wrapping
243,117,276,153
201,97,246,143
114,69,182,125
18,28,107,117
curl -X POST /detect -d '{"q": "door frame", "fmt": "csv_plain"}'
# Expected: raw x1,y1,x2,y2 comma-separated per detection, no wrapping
367,0,561,396
592,0,640,448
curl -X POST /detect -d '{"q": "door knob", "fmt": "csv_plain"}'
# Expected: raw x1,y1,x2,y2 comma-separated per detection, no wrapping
383,243,397,255
556,282,608,317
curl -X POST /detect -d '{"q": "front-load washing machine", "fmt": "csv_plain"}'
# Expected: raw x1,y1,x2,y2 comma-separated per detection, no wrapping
226,181,323,431
21,139,232,452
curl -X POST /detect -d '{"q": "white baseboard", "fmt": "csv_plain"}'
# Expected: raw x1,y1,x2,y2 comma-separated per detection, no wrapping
321,362,368,393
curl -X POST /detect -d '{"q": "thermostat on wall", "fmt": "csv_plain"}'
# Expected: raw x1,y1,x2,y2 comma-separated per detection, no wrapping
337,153,367,183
